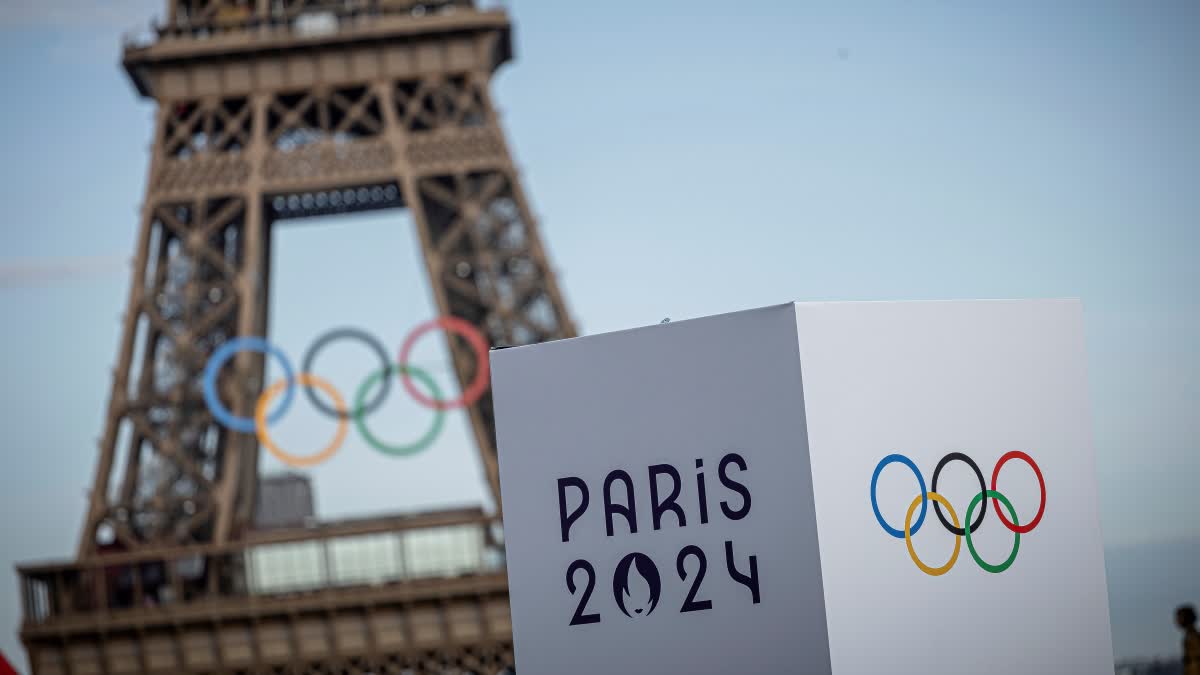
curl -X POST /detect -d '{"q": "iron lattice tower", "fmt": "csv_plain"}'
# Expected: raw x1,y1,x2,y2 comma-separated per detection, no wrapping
17,2,574,673
82,0,573,555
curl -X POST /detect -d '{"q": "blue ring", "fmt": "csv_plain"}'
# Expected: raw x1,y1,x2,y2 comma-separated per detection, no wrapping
202,337,295,434
870,454,928,538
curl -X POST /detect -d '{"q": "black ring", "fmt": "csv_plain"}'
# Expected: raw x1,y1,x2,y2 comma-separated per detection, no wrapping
931,452,987,536
300,328,392,419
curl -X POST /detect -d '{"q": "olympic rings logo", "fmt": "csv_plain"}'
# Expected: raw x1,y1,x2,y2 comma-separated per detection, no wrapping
869,451,1046,576
201,316,490,468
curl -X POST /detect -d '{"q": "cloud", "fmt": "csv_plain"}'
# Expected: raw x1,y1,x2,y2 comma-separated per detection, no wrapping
0,255,127,289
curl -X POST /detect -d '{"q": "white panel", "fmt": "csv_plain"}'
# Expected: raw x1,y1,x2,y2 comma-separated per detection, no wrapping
796,299,1113,674
492,304,831,675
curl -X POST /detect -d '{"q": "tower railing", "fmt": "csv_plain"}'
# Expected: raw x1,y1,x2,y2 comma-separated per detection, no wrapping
18,507,503,626
146,0,481,41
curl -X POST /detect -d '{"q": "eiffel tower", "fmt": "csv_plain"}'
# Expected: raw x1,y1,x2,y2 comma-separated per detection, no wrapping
16,1,575,672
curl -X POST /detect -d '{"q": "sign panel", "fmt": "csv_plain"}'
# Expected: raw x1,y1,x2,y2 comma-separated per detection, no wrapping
491,300,1113,674
795,300,1113,674
492,305,832,673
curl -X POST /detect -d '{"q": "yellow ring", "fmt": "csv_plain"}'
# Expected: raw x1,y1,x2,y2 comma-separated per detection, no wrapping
904,491,962,576
254,373,348,468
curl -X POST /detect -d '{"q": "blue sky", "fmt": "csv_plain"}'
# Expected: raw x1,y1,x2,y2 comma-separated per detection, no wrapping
1,0,1197,666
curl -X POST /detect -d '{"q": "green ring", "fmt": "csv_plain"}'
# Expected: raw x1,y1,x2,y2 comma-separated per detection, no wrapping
964,489,1020,573
353,364,445,457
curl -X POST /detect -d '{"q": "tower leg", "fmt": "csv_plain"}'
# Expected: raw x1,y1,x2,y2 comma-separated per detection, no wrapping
403,168,576,506
79,191,270,554
378,71,577,509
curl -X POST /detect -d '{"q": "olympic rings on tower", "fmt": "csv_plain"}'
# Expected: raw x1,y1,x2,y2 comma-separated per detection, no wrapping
201,320,490,468
203,337,296,434
354,365,446,457
256,373,348,468
870,451,1046,576
399,316,490,411
301,328,392,420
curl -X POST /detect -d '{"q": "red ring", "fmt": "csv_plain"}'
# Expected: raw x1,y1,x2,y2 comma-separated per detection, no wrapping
398,316,490,411
990,450,1046,534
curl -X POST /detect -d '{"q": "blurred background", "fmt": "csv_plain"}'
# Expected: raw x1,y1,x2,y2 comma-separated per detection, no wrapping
0,1,1197,672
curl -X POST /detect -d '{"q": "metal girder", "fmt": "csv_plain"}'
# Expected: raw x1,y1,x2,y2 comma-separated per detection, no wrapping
79,2,575,558
22,511,514,674
54,6,570,672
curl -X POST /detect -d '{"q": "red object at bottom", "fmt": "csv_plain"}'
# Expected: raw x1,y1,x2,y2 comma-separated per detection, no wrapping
0,650,19,675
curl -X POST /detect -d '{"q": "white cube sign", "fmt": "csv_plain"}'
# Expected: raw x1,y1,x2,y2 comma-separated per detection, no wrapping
490,301,1113,674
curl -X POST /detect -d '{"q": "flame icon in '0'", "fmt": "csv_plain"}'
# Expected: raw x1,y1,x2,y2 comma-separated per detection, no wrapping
613,552,661,618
